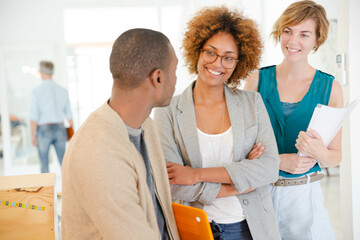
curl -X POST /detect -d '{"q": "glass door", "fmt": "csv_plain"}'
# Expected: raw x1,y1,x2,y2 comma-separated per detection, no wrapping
0,44,55,176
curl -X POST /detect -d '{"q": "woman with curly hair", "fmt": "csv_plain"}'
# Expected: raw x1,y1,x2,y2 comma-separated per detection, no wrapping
245,1,342,239
154,6,281,240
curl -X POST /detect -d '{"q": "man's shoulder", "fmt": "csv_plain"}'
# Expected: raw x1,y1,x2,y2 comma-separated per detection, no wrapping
143,117,158,134
32,83,43,94
33,81,68,94
77,104,121,132
67,107,130,159
52,82,69,94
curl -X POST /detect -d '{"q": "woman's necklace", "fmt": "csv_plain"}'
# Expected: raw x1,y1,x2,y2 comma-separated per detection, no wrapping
194,95,226,165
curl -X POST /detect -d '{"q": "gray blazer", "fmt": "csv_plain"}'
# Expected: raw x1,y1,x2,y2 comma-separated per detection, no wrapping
154,81,281,240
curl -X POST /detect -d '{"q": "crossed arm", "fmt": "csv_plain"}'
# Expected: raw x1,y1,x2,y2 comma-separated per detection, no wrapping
166,143,263,197
154,93,278,204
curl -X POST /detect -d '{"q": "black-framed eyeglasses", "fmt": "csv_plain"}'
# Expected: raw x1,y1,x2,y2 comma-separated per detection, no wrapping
200,49,239,69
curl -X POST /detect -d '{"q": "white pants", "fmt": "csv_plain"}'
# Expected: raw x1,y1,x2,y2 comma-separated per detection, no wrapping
270,180,335,240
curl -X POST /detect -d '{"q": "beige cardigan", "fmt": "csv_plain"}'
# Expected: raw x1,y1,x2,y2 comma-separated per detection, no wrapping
62,102,180,240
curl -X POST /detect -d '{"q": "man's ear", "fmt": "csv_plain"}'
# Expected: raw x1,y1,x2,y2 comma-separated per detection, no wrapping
149,69,162,87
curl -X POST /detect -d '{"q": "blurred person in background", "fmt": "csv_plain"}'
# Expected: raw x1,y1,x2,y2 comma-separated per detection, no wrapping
29,60,73,173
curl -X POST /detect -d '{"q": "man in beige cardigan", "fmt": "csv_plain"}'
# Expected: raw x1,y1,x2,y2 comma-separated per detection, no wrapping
61,28,180,240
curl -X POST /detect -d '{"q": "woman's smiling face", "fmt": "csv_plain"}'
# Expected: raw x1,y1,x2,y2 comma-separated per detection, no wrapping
197,32,239,87
280,19,318,63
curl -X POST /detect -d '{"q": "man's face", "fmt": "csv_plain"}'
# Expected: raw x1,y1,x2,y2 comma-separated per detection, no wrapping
159,45,178,107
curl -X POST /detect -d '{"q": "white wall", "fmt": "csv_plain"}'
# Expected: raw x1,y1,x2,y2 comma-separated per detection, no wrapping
336,0,360,238
0,0,67,86
338,0,352,238
348,0,360,238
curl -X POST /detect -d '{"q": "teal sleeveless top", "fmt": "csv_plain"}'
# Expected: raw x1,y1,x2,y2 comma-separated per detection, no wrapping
258,65,334,178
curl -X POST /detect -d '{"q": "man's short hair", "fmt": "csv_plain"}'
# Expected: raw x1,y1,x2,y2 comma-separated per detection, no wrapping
110,28,171,89
39,61,54,75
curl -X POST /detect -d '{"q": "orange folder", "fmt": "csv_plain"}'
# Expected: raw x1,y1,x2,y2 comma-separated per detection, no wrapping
172,202,214,240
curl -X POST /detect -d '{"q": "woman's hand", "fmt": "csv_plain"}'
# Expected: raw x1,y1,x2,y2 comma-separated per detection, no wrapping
166,162,198,185
241,187,256,194
217,185,255,198
248,142,264,160
295,129,327,160
279,153,317,174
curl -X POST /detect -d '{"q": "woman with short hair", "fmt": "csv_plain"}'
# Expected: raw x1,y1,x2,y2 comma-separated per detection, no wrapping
245,1,343,239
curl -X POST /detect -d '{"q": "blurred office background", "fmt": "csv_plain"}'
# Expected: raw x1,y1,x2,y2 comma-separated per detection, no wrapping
0,0,359,239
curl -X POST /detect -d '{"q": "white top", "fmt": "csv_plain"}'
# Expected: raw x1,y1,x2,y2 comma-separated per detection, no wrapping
197,126,245,224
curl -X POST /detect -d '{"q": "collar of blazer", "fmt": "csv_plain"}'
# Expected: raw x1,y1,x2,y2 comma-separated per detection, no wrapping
175,81,246,165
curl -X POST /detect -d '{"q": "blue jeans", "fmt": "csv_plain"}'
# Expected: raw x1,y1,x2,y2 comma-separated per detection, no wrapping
210,220,253,240
37,124,67,173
